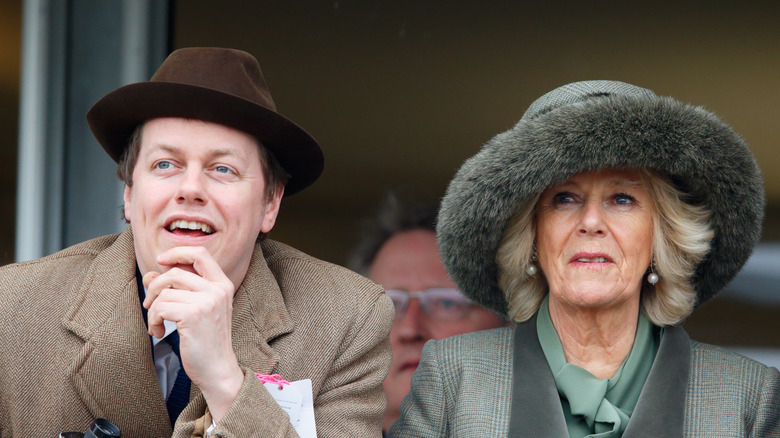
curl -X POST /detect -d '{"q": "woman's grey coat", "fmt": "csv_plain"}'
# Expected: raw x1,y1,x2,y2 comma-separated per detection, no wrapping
390,322,780,437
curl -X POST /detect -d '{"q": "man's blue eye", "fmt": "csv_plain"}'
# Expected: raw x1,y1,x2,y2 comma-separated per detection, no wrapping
156,161,171,170
215,166,230,173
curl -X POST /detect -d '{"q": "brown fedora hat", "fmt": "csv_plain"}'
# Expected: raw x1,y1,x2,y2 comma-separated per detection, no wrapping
86,47,323,196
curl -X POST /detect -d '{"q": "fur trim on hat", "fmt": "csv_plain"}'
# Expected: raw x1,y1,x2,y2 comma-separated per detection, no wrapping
438,81,764,316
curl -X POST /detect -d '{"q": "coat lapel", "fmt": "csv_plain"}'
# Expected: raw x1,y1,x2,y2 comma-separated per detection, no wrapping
509,316,569,437
62,229,171,436
230,241,295,373
623,325,690,437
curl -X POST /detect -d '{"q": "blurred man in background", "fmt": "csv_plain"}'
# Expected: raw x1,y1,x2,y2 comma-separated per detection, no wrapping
349,194,509,433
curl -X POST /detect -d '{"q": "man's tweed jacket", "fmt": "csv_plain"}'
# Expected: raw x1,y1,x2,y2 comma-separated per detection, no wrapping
0,228,393,437
390,318,780,437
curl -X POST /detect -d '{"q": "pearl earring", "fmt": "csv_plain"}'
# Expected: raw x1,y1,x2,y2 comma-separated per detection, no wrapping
526,248,538,276
647,261,659,285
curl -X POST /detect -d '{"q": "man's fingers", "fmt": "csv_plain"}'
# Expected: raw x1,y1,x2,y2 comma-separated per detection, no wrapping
143,270,190,309
155,246,230,285
148,321,166,339
144,266,211,307
149,267,204,292
141,271,161,308
140,246,236,343
142,271,161,289
146,290,204,337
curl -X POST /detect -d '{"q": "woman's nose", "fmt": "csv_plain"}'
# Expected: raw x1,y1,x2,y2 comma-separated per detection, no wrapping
578,199,606,236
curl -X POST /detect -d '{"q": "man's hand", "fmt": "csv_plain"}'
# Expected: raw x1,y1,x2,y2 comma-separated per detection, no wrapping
142,246,244,423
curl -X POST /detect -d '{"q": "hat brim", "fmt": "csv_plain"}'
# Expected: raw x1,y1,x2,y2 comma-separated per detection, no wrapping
438,94,764,315
87,81,324,196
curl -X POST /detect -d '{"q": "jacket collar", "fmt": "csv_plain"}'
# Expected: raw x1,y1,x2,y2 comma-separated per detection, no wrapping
62,228,170,435
62,228,295,432
508,316,690,437
509,316,569,436
622,325,690,436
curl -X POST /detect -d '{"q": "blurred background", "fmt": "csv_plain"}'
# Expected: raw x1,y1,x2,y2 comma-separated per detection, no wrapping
1,1,778,364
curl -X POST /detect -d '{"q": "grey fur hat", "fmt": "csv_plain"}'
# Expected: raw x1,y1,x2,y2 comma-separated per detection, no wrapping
438,80,764,316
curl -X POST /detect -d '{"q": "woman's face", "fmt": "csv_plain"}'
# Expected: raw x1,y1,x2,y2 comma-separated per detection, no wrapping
536,169,653,311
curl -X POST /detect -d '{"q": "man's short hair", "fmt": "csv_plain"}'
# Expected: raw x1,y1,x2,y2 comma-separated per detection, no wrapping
348,193,439,276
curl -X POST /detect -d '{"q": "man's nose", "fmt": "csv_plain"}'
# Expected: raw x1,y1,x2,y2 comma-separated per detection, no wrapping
394,298,429,342
175,167,207,205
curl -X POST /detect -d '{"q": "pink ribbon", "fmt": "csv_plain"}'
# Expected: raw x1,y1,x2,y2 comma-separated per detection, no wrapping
255,373,291,390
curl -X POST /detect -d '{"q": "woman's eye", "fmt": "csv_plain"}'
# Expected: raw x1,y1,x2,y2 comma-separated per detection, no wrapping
613,193,635,205
553,192,576,204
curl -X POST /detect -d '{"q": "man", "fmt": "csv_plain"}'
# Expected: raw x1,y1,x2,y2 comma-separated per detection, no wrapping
348,195,509,433
0,48,393,437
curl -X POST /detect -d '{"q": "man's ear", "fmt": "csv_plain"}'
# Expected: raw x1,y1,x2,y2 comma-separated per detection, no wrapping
260,184,284,233
123,185,132,222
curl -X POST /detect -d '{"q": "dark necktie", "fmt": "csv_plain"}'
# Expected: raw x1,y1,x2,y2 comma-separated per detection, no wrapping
165,329,192,427
136,269,192,427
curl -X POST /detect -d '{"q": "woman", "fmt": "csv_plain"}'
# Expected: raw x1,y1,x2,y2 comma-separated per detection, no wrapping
389,81,779,437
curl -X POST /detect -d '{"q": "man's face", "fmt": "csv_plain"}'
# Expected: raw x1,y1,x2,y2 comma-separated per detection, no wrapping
368,229,507,430
124,117,282,288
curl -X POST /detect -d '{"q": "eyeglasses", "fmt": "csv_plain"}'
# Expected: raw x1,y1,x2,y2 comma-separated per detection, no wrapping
385,288,473,321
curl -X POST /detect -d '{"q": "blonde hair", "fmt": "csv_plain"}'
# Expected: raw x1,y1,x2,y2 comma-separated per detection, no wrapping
496,169,713,326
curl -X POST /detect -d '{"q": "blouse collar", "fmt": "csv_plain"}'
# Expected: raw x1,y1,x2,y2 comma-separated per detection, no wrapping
536,295,660,437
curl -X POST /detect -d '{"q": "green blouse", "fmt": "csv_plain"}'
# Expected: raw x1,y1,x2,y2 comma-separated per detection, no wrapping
536,296,660,438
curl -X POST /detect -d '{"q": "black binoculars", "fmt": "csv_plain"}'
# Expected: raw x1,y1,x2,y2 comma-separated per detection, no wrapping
59,418,121,438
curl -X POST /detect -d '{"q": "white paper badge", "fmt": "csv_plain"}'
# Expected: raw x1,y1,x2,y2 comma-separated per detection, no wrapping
265,379,317,437
263,380,303,424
